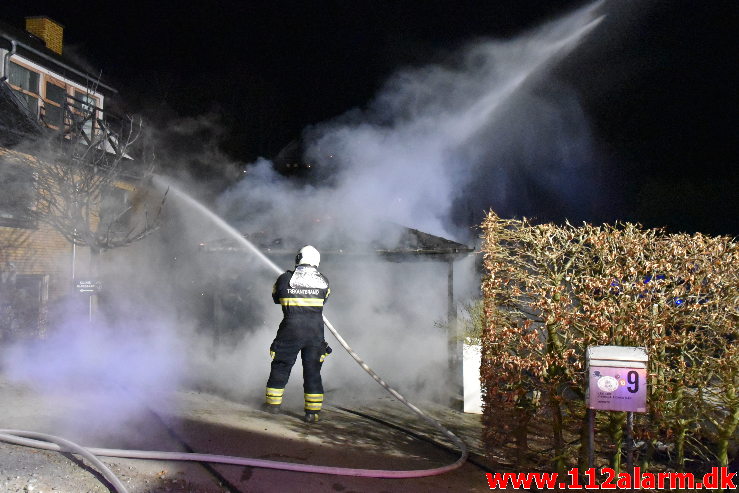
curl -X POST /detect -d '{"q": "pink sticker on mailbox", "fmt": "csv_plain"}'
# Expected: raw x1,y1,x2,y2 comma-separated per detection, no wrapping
588,366,647,413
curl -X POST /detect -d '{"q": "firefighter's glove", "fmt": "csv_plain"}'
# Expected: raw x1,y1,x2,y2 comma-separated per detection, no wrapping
320,341,332,363
269,342,276,360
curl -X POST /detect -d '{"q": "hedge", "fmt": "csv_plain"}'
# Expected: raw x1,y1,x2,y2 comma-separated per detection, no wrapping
480,211,738,475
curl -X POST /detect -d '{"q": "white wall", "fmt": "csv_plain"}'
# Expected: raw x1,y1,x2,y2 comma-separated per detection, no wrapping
463,343,483,414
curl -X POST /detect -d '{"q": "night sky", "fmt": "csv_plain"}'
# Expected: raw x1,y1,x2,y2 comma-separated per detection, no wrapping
3,1,737,236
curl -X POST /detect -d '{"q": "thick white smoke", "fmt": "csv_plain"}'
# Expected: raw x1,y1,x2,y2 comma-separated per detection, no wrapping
0,2,605,437
205,3,605,403
220,2,603,241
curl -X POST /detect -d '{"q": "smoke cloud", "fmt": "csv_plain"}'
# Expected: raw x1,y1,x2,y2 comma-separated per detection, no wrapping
204,1,605,400
220,2,604,241
1,1,605,440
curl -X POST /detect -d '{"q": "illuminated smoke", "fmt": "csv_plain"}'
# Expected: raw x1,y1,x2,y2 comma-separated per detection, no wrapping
220,2,604,241
208,3,604,400
0,2,606,438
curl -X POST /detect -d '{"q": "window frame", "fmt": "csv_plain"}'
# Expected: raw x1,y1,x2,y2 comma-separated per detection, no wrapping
0,161,38,229
6,59,41,117
72,89,101,138
41,78,67,129
4,56,106,135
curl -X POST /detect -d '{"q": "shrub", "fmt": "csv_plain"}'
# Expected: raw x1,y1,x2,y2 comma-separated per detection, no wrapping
480,211,738,474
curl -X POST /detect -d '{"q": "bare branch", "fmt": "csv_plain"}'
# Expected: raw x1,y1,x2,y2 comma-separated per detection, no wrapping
29,104,166,254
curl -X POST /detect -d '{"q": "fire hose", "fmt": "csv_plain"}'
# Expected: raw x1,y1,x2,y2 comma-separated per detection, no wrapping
0,182,469,492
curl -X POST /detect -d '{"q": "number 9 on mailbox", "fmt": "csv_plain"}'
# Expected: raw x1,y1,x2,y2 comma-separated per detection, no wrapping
586,345,648,413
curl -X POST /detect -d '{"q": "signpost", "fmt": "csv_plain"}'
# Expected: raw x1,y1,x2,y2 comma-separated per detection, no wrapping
74,279,101,322
586,346,648,474
75,280,101,294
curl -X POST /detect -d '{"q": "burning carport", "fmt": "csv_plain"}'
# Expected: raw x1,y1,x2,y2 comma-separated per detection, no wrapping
197,223,474,408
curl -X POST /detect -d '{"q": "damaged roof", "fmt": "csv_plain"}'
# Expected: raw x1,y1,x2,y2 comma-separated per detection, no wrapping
199,223,474,260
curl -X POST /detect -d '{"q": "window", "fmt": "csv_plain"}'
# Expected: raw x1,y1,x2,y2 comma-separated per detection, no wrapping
42,81,66,128
5,60,106,139
7,62,40,116
0,272,48,339
73,90,98,138
0,162,37,228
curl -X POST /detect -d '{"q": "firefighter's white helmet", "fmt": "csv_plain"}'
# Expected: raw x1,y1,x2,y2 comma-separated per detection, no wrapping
296,245,320,267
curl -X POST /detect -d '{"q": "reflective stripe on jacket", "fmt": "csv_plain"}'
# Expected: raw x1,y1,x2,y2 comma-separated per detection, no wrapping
272,266,330,339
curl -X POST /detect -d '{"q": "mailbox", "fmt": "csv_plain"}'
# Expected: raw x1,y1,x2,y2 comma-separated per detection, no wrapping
586,345,648,413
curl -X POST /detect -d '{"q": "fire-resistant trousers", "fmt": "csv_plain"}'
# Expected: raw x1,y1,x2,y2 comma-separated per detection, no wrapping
266,337,325,414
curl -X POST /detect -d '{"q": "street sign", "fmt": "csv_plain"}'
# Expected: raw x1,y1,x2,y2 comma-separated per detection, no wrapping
74,279,101,294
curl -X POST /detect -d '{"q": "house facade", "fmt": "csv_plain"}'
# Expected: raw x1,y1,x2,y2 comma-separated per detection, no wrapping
0,17,115,143
0,16,117,340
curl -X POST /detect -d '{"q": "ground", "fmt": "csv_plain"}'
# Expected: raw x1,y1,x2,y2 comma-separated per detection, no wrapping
0,378,501,492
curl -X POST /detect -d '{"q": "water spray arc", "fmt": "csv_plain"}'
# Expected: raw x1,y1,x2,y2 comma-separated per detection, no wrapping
0,4,615,486
0,178,468,493
157,178,471,475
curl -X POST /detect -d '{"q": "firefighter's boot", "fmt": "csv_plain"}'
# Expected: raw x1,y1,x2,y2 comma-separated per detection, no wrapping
262,403,282,414
264,387,284,414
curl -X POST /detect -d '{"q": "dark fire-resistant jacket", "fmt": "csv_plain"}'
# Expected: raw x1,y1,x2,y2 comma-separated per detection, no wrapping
272,265,330,340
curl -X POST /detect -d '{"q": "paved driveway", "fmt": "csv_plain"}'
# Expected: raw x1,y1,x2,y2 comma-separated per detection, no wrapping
0,378,496,492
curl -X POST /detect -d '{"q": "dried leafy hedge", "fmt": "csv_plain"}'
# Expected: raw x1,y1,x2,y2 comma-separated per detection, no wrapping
480,211,738,474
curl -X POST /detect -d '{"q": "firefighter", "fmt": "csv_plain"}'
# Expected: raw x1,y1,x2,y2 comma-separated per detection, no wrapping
264,245,331,423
